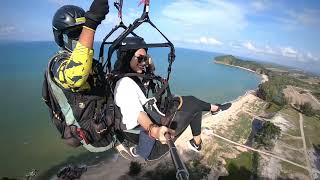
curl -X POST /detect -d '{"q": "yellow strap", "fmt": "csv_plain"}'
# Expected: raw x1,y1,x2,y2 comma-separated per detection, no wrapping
177,96,183,110
83,26,96,32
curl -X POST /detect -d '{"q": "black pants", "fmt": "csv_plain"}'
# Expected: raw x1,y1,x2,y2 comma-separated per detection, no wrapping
172,95,211,137
121,95,211,160
147,96,211,160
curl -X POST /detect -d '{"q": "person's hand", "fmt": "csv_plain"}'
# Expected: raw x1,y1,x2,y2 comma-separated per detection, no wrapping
155,126,175,144
84,0,109,31
146,56,155,73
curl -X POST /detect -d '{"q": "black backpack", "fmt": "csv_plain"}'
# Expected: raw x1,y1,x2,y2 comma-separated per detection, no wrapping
42,53,123,152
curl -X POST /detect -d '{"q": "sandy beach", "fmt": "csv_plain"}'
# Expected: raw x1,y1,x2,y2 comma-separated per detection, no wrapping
80,64,268,179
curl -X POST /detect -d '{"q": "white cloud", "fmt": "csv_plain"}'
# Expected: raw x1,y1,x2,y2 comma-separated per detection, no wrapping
101,12,118,26
199,36,223,45
242,42,260,52
251,0,268,12
0,25,17,36
264,45,276,55
229,42,242,49
280,9,320,28
306,52,319,61
234,41,312,62
281,47,298,58
177,36,223,46
161,0,247,34
290,9,320,27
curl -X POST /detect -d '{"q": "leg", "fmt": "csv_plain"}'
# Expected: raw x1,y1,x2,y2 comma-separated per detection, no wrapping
180,96,211,113
180,96,219,113
189,111,202,145
170,111,203,152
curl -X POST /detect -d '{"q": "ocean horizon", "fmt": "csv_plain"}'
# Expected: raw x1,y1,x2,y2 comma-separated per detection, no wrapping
0,41,261,178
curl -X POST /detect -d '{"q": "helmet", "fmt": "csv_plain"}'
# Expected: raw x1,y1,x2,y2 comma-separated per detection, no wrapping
52,5,85,51
115,36,147,72
116,36,147,59
118,37,146,50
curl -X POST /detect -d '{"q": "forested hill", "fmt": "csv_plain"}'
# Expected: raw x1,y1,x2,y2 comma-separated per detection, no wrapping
215,55,270,75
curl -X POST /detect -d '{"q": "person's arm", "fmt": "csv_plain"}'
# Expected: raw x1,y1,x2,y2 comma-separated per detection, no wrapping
137,112,175,144
115,78,175,143
55,0,109,90
54,40,94,90
61,28,95,89
79,27,95,49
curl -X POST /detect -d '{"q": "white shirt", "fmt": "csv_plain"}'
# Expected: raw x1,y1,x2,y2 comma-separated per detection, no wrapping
114,77,148,129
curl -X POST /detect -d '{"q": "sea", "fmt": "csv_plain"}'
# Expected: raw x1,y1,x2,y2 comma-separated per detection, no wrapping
0,41,261,179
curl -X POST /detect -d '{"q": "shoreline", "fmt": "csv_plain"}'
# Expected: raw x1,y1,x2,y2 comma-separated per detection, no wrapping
214,61,269,84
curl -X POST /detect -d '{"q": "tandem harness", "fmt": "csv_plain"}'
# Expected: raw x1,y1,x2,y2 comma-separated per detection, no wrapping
43,53,117,152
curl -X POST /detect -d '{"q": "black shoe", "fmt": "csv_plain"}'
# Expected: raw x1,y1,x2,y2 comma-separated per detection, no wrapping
187,139,202,152
211,102,232,115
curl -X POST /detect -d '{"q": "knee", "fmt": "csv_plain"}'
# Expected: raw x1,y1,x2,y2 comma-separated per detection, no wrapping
183,95,197,102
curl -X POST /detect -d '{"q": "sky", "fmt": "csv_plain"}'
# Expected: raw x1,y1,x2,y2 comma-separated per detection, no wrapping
1,0,320,73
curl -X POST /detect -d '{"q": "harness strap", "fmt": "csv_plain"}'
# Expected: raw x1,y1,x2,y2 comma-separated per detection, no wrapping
123,129,141,134
76,128,90,144
114,0,123,20
144,97,165,117
113,72,166,100
153,79,169,101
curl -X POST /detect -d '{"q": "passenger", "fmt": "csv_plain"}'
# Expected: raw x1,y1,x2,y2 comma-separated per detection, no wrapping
113,37,232,159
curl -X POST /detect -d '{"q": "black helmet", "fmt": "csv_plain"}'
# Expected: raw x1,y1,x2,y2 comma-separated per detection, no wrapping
115,36,147,72
52,5,85,51
118,37,146,50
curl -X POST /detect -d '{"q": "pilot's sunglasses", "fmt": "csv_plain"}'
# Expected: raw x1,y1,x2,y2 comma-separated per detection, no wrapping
134,55,149,63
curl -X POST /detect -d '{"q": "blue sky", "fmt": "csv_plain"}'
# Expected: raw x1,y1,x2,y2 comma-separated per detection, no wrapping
1,0,320,73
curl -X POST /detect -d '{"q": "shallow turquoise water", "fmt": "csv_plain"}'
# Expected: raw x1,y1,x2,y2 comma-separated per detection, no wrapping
0,42,260,178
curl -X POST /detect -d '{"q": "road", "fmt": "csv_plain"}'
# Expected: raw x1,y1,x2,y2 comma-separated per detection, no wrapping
299,113,314,180
210,132,320,175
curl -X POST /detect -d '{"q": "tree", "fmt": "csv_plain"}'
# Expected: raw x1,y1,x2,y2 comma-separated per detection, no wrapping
254,121,281,149
300,102,315,116
257,82,277,102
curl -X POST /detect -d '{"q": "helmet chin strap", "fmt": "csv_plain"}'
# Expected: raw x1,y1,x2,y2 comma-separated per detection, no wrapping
65,38,77,52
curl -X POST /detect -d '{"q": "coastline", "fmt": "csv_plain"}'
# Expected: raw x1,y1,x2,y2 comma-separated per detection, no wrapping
80,61,269,179
214,61,269,84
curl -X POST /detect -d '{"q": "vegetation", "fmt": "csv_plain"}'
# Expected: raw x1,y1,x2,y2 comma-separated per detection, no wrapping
280,161,310,178
215,55,320,178
216,55,320,116
188,159,211,180
142,163,176,180
312,92,320,100
254,121,281,149
251,152,260,180
300,102,315,116
313,144,320,170
256,81,287,106
265,102,282,113
228,113,252,142
141,158,210,180
303,115,320,148
221,152,254,180
215,55,270,75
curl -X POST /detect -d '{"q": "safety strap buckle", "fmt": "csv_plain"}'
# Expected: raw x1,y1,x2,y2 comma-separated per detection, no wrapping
76,128,89,144
53,111,62,121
